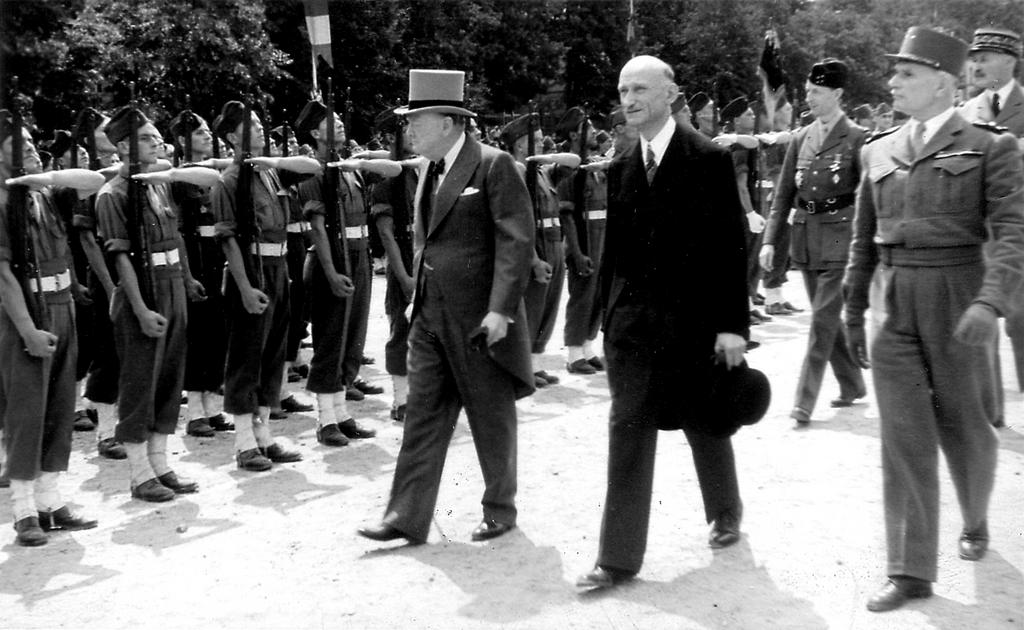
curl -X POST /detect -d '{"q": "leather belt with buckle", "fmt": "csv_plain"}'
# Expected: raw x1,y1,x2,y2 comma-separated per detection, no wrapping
798,193,855,214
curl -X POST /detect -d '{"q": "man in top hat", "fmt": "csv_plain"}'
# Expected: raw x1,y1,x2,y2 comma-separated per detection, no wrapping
501,113,580,387
95,106,217,501
759,57,868,426
689,92,716,137
1,110,104,544
358,69,535,545
845,26,1024,612
293,98,398,445
960,26,1024,427
576,55,750,590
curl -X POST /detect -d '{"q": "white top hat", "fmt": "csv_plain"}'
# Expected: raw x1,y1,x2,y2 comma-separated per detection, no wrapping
394,69,476,117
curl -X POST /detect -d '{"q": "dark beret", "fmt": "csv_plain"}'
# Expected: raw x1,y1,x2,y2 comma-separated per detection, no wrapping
293,100,328,134
499,114,533,147
808,58,848,89
48,129,75,158
0,110,12,143
105,105,151,144
719,97,748,122
270,125,287,143
595,130,610,144
213,101,247,139
687,92,711,113
970,27,1022,58
555,106,587,134
72,107,106,143
169,110,206,140
607,108,625,128
373,106,398,132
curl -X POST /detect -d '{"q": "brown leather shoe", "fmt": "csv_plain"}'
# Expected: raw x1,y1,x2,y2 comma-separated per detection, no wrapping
207,413,234,431
157,471,199,494
73,409,97,432
338,418,376,439
866,577,932,612
567,359,597,375
97,437,127,460
959,527,989,561
357,522,424,545
131,478,176,502
470,519,515,542
186,418,215,437
14,516,48,546
262,442,302,463
709,511,741,549
316,424,350,447
576,566,634,590
790,407,811,426
38,506,98,532
236,448,273,472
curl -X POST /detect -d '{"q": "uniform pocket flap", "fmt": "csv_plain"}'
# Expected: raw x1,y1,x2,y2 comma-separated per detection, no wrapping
869,164,898,183
933,154,981,175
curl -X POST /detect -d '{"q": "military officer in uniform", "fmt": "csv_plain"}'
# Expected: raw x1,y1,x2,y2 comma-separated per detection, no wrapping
759,58,868,426
844,27,1024,612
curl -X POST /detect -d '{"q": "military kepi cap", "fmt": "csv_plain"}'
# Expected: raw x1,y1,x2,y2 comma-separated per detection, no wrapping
555,106,587,134
169,110,206,140
808,58,848,89
969,27,1022,58
499,114,533,147
720,97,749,121
395,69,475,118
885,26,968,76
293,100,328,134
105,106,151,144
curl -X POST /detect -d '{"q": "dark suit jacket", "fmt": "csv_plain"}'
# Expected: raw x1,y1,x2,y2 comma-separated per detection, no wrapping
411,133,535,398
961,80,1024,138
601,122,750,430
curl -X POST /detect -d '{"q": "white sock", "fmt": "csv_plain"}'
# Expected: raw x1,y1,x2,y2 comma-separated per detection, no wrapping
187,391,204,421
316,393,337,428
567,346,584,362
34,471,63,512
392,376,408,407
233,414,258,452
125,441,157,486
10,479,37,521
765,287,783,304
582,340,597,360
332,392,350,423
94,402,117,442
280,364,291,399
253,406,273,447
202,391,221,418
532,354,544,372
147,433,171,476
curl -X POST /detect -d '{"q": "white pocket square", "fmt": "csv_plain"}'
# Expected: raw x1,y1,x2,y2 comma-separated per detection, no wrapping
460,187,480,196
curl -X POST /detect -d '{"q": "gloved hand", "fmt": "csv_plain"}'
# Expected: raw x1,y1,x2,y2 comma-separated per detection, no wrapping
953,303,998,346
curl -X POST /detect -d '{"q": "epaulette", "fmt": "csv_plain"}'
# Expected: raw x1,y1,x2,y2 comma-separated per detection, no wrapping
865,124,901,144
972,120,1009,134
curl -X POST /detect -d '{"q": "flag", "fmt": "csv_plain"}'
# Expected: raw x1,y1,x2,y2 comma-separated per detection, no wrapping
304,0,332,68
626,0,636,52
758,30,786,92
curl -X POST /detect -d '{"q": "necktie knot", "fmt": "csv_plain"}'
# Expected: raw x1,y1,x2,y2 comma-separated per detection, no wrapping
644,145,657,184
910,122,926,159
428,159,446,179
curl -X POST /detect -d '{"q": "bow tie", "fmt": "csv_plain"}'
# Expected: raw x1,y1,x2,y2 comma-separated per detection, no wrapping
428,159,446,178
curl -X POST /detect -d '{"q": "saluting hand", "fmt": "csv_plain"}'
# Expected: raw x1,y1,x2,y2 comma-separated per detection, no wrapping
953,303,998,346
23,328,58,358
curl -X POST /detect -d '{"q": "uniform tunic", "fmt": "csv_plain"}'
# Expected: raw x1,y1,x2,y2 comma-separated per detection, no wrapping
846,114,1024,581
211,164,289,414
0,186,77,480
557,164,607,347
96,175,188,443
523,164,565,354
297,169,372,394
764,115,867,414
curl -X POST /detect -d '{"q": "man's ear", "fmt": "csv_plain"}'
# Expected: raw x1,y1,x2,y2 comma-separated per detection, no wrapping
667,82,680,102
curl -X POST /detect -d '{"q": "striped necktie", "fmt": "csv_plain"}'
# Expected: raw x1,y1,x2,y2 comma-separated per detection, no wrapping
644,144,657,184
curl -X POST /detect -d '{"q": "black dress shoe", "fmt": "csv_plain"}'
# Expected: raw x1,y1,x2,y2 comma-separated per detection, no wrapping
207,413,234,431
567,358,597,375
533,374,549,388
750,308,772,323
781,301,804,313
353,378,384,395
316,423,350,447
14,517,48,546
236,447,273,472
866,577,932,612
830,389,868,408
98,437,127,460
390,404,407,423
360,355,375,365
587,356,605,371
357,523,422,544
790,407,811,426
470,519,514,541
186,418,215,437
157,471,199,494
38,506,98,532
752,293,765,306
338,418,376,439
262,442,302,463
576,566,634,590
131,478,176,502
269,409,288,420
280,395,314,413
73,409,96,432
535,370,560,385
709,511,741,549
0,474,9,488
959,529,989,561
345,387,365,401
765,302,795,316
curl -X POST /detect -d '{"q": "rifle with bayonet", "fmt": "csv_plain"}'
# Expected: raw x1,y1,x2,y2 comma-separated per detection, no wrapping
124,90,156,308
389,116,412,263
175,109,206,274
234,101,264,291
322,76,355,359
571,109,591,257
5,107,50,330
525,112,545,261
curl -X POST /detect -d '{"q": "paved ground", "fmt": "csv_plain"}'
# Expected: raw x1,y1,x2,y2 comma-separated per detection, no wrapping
1,272,1022,629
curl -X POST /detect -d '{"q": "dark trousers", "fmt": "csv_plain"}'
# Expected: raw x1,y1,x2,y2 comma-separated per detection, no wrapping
596,333,741,574
83,271,119,404
745,229,764,298
183,237,226,392
382,279,518,542
563,221,605,347
383,265,412,377
764,221,791,290
306,248,366,394
285,231,310,362
795,268,864,413
0,294,77,480
222,259,289,415
872,262,997,582
112,269,188,443
340,245,371,386
524,238,565,354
